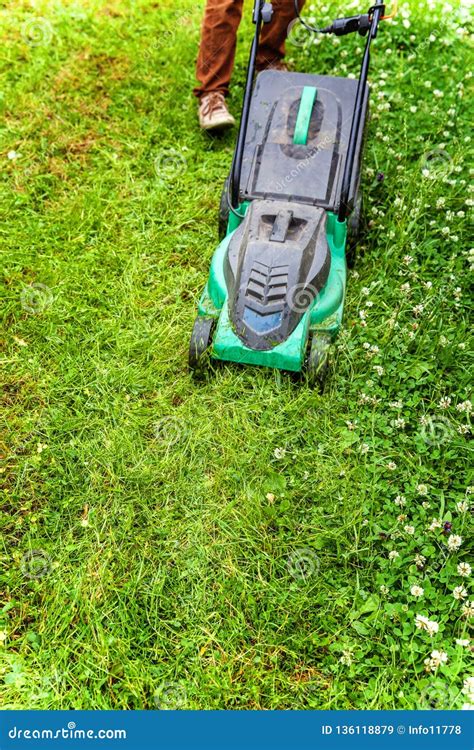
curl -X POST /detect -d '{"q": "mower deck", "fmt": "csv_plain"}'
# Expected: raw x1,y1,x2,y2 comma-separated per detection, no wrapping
239,70,368,209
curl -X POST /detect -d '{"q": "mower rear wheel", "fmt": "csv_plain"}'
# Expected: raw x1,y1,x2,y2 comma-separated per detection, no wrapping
189,317,215,376
218,178,230,240
307,333,331,390
346,192,364,269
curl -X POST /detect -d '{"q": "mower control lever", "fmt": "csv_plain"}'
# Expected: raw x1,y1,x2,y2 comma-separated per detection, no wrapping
261,2,273,24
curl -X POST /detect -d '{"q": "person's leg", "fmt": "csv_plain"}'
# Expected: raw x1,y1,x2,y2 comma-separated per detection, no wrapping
257,0,305,69
194,0,244,99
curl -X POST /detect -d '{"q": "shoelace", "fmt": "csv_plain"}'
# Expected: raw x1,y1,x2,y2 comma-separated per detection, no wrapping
201,93,227,117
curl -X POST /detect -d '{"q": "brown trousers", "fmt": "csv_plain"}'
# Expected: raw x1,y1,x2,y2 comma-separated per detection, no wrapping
194,0,305,98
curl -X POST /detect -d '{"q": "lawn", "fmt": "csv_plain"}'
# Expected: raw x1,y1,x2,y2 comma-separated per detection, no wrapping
0,0,472,710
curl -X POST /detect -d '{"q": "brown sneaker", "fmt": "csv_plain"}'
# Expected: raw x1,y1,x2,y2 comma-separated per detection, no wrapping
198,92,235,131
257,59,289,73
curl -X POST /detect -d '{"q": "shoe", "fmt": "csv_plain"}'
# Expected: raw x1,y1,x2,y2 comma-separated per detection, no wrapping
257,59,289,73
198,92,235,131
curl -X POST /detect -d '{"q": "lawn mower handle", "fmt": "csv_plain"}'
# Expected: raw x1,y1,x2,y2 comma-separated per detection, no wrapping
229,0,268,209
229,1,385,216
337,3,385,221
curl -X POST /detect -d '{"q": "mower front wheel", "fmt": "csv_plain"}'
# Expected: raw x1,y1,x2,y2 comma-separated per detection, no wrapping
307,333,331,390
189,317,215,376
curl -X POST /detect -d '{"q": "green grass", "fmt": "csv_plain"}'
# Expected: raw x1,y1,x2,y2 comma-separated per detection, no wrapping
0,0,472,710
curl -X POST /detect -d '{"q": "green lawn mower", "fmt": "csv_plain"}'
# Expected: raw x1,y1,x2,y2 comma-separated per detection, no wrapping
189,1,391,387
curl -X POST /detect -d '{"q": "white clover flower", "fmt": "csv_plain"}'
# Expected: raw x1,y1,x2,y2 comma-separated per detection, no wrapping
404,525,415,535
462,601,474,618
390,400,403,409
463,677,474,702
455,639,470,647
380,585,390,596
400,282,410,293
361,287,370,295
414,554,426,568
339,650,353,666
438,396,451,409
412,304,424,317
424,650,448,672
387,461,397,471
422,502,431,510
417,484,428,496
447,534,463,552
415,614,429,630
403,255,414,265
360,443,369,455
274,447,286,459
456,501,469,513
458,425,470,435
389,550,399,561
373,365,384,376
394,417,406,429
7,150,20,160
411,585,424,597
456,400,472,414
394,495,406,507
415,614,439,636
453,586,468,600
363,342,371,349
429,519,442,532
458,563,471,577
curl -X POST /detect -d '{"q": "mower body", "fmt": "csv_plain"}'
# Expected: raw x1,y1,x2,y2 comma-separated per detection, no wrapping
192,70,368,381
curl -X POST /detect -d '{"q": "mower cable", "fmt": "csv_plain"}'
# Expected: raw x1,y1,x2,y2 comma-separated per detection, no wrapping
292,0,329,34
293,1,398,36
